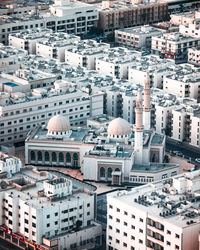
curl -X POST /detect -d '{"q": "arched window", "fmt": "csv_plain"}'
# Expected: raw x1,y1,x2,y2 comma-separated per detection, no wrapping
100,167,105,177
66,153,71,163
31,151,35,161
52,152,57,162
45,152,49,162
107,168,112,178
73,153,78,167
37,151,42,162
59,152,64,162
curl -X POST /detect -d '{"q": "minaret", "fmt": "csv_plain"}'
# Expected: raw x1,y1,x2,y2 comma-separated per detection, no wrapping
134,88,144,165
143,71,151,130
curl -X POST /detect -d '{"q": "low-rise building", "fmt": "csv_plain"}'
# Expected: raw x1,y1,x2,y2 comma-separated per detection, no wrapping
128,55,174,89
163,64,200,101
96,47,140,79
36,32,80,62
0,82,103,145
0,152,22,177
0,45,27,72
115,25,164,50
0,0,98,45
152,32,200,63
107,170,200,250
65,40,110,70
98,0,168,33
0,167,102,249
9,28,53,54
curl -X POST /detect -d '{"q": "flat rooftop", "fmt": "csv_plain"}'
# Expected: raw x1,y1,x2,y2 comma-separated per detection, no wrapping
108,170,200,228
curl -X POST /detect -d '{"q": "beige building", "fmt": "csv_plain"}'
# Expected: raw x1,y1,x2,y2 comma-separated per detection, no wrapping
98,0,168,33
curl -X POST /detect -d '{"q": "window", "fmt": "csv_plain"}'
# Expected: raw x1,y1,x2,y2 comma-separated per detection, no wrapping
116,239,120,244
55,221,58,225
87,203,90,207
47,215,50,219
55,212,58,216
116,228,120,233
109,205,113,209
131,225,135,229
116,218,120,223
109,215,112,219
108,235,112,240
123,232,127,237
32,223,36,227
131,235,135,240
167,230,171,235
167,241,171,246
47,223,50,227
117,208,120,212
175,245,179,249
87,212,90,216
24,219,28,224
139,239,143,244
139,229,143,233
139,218,143,222
175,234,180,239
124,211,128,215
108,225,112,230
124,221,127,226
132,214,135,219
123,242,127,247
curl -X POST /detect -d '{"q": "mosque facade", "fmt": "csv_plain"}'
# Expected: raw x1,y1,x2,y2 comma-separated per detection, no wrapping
25,73,179,185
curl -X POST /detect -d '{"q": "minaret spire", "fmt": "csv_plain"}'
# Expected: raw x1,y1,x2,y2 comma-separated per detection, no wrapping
134,88,144,165
143,71,151,130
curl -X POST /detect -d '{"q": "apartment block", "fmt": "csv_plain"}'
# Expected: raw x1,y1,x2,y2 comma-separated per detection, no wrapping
152,32,200,62
65,40,110,70
0,0,98,45
0,45,27,72
96,47,140,79
115,25,163,49
107,170,200,250
0,168,102,249
98,0,168,33
0,82,103,145
9,28,53,54
36,32,80,62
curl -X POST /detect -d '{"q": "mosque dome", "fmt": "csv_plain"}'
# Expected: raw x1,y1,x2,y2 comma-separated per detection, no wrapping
107,118,131,137
47,115,70,133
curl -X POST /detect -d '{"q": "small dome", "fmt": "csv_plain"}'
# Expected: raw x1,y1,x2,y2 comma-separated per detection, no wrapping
107,118,131,136
47,115,70,132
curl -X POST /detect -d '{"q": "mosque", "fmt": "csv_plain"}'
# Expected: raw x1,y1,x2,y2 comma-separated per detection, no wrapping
25,73,179,185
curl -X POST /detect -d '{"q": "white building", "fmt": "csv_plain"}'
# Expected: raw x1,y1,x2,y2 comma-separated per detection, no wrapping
163,66,200,101
96,48,141,79
152,32,200,62
36,32,80,62
9,28,53,54
107,170,200,250
0,152,22,177
0,68,57,92
65,40,110,70
128,55,174,89
0,45,27,72
188,47,200,66
179,20,200,38
0,0,98,45
115,25,164,49
0,82,104,145
0,168,102,249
